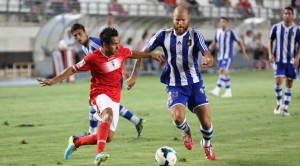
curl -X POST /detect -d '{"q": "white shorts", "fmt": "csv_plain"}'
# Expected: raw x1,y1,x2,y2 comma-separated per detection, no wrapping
93,94,120,132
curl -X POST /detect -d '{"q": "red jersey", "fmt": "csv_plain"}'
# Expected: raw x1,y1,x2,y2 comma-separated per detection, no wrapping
73,45,132,103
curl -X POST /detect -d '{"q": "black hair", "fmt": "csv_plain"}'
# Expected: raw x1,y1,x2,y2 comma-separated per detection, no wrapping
70,23,85,33
99,27,118,45
220,16,229,22
285,6,294,14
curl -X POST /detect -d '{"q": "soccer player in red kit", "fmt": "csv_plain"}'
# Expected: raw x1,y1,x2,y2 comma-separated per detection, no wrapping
37,27,164,165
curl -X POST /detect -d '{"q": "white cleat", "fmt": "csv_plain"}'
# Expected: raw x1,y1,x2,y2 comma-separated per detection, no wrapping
282,109,290,116
209,88,220,97
221,90,232,98
273,106,281,115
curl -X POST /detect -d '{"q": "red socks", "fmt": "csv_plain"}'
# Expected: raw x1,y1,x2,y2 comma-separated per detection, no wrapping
74,134,97,147
96,122,110,154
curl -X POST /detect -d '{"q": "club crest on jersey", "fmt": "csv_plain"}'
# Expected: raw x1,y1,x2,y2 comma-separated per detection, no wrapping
186,39,192,46
290,31,294,36
76,59,86,68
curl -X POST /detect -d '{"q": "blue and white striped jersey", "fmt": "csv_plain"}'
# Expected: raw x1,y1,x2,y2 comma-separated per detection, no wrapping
147,27,210,86
213,28,239,60
82,37,101,55
270,21,300,64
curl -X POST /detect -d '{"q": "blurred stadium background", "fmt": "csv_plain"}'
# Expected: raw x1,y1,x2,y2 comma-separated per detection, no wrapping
0,0,293,84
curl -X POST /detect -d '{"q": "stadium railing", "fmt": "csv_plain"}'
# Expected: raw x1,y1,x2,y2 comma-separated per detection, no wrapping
0,0,293,24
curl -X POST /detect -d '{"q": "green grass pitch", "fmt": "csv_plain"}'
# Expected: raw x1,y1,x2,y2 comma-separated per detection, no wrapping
0,70,300,166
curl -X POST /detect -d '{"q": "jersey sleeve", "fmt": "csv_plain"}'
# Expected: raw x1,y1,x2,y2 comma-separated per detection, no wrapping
119,45,132,58
213,31,218,43
147,29,165,51
73,54,92,72
231,30,239,42
194,31,210,54
270,25,277,40
296,28,300,45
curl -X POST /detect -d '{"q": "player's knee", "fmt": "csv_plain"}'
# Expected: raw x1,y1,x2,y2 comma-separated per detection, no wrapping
173,116,185,125
102,108,113,123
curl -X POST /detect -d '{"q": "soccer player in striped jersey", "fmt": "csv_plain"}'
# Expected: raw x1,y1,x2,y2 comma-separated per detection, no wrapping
70,23,145,137
208,17,249,98
268,6,300,116
127,6,216,160
37,27,164,165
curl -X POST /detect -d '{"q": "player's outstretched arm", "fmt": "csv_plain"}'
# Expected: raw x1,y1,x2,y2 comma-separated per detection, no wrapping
201,51,214,68
130,50,164,63
37,66,76,86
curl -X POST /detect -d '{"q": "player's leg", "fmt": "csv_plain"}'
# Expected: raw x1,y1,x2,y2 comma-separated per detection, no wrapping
88,105,98,135
220,59,232,98
209,60,223,96
119,104,145,137
167,86,193,150
188,82,215,160
273,63,285,114
282,64,298,116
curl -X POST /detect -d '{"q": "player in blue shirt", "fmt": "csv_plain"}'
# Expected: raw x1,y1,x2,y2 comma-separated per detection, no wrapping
268,6,300,116
127,6,216,160
70,23,145,137
208,17,248,98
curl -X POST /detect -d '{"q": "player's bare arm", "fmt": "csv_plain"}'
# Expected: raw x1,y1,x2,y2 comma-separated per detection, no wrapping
209,41,216,51
130,50,164,63
37,66,76,86
237,40,249,60
126,47,152,90
201,51,214,68
294,46,300,67
268,39,274,63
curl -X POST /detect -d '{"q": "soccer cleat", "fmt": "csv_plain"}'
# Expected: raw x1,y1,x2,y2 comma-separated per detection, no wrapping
94,152,109,166
282,109,290,116
273,105,281,115
136,119,145,138
64,136,77,160
201,139,216,160
221,90,232,98
181,129,194,150
209,88,220,97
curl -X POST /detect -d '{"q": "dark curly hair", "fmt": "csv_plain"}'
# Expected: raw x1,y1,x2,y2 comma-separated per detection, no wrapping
99,27,118,45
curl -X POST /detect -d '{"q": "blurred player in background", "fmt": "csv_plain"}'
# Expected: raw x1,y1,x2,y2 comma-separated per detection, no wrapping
37,27,164,165
268,6,300,116
127,6,216,160
70,23,145,137
209,17,248,98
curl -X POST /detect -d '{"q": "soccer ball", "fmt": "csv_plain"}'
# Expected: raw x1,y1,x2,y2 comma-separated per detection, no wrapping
155,146,177,166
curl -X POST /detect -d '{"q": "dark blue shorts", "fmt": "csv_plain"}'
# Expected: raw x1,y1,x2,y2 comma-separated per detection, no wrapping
166,81,209,113
274,63,298,80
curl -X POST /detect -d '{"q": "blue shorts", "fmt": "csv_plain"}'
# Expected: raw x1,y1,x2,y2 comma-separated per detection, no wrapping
166,81,209,113
274,63,298,80
218,59,232,71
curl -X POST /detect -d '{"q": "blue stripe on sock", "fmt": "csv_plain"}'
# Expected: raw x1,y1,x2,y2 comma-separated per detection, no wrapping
90,120,98,128
120,105,133,120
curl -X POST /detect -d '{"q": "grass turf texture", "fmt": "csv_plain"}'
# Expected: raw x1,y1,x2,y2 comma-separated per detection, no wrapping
0,70,299,166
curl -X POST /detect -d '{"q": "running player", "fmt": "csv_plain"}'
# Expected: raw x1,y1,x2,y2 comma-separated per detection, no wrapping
37,27,164,165
127,6,216,160
71,23,145,137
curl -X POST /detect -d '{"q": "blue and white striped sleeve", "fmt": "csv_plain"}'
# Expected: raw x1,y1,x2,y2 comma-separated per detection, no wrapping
270,25,277,40
232,30,240,42
147,29,164,52
194,31,210,54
